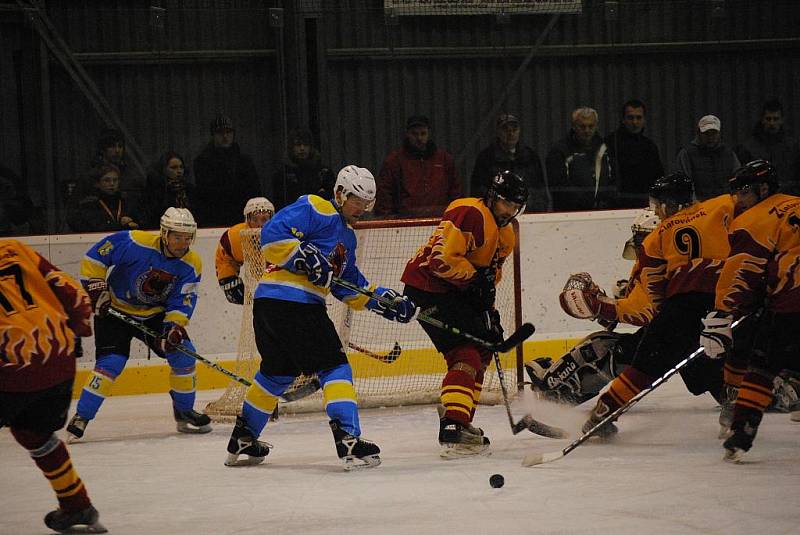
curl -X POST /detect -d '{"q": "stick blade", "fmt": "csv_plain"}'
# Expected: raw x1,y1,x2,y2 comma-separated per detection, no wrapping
494,322,535,353
522,450,564,467
384,341,402,363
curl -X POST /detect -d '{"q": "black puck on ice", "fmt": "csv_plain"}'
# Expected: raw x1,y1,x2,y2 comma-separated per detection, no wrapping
489,474,504,488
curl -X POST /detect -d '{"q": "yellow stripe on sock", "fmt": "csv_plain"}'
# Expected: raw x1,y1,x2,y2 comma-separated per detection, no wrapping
82,371,115,399
323,380,357,407
244,382,279,414
169,372,196,394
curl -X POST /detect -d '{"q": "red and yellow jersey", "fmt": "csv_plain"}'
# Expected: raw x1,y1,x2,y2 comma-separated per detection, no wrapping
615,259,656,326
715,193,800,315
0,239,92,392
401,197,516,293
215,221,248,281
638,194,734,310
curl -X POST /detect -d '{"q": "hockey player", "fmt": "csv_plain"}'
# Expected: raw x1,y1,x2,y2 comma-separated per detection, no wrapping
224,165,417,470
0,239,106,533
66,207,212,441
401,170,528,458
699,160,800,462
569,172,735,437
215,196,275,304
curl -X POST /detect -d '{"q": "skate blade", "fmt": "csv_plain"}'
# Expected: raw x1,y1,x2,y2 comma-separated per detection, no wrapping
66,433,83,445
342,454,381,471
176,422,212,434
224,453,266,467
54,521,108,534
718,425,732,440
439,443,492,460
723,448,747,464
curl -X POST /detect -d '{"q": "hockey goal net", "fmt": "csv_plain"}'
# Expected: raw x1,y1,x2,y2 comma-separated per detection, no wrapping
205,218,523,421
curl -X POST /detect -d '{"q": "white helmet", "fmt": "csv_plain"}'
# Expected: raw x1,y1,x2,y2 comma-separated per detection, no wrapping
622,208,660,260
334,165,376,211
160,207,197,243
243,197,275,219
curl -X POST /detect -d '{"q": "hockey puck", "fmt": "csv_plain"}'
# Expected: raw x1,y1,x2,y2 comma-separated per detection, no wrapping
489,474,504,488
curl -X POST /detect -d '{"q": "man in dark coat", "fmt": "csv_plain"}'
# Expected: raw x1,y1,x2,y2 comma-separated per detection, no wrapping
270,127,334,210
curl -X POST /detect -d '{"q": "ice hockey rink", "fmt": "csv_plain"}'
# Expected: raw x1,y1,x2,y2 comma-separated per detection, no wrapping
2,379,799,535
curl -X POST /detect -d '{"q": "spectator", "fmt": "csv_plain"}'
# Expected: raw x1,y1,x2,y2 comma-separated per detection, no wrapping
271,127,335,210
735,99,800,195
85,128,144,204
140,151,197,229
675,115,740,201
193,114,261,227
546,107,615,211
470,113,549,212
604,99,664,208
0,163,37,237
374,115,462,218
67,164,138,233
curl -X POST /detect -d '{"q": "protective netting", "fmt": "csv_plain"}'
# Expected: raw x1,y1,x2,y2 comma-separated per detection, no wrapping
205,219,521,421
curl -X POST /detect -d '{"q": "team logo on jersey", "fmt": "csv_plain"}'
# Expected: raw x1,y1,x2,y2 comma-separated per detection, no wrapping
328,242,348,276
97,240,114,256
135,267,176,304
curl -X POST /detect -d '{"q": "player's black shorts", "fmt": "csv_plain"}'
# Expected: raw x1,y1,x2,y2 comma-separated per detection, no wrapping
403,285,493,354
94,310,166,358
0,379,73,433
253,297,347,377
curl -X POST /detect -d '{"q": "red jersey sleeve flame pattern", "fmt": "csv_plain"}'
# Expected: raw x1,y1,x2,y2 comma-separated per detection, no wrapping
637,194,734,310
0,239,92,392
716,194,800,315
614,259,656,326
401,198,515,293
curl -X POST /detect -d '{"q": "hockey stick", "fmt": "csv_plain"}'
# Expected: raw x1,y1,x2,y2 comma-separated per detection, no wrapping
491,340,568,439
331,276,535,353
347,341,403,363
522,316,748,467
107,309,320,402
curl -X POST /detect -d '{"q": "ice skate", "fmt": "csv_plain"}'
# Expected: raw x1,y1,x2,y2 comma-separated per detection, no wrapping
225,416,271,467
437,404,483,436
173,407,212,434
581,401,618,439
329,419,381,471
438,417,491,459
722,420,757,464
65,414,89,444
44,504,107,533
717,385,737,439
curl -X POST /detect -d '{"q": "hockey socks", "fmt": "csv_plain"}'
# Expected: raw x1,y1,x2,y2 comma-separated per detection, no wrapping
75,354,127,421
241,372,292,437
320,364,361,436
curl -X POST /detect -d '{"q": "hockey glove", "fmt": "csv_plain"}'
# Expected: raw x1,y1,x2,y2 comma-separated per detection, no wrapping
292,243,333,288
467,266,497,309
219,276,245,305
83,278,111,317
484,308,504,344
367,287,419,323
158,322,189,353
700,311,733,359
559,287,617,322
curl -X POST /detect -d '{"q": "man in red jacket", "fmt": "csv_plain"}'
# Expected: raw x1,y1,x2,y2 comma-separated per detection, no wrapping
374,115,462,218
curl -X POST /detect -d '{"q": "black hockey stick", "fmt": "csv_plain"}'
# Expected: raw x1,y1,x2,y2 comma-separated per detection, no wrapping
331,276,535,353
107,309,320,402
348,341,403,363
522,316,748,466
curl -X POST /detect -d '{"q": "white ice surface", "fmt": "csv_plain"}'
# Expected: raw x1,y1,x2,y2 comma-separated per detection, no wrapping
2,379,799,535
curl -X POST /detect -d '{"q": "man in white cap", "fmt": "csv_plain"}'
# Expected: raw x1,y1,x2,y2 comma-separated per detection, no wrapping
675,114,740,200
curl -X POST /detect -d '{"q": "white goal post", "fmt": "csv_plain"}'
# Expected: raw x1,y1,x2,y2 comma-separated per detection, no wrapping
205,218,524,421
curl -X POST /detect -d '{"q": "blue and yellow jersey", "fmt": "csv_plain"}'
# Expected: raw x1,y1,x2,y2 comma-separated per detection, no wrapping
254,195,371,308
80,230,202,325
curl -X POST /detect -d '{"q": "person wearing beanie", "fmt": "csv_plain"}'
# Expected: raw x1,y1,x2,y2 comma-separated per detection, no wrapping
193,114,261,227
270,127,335,210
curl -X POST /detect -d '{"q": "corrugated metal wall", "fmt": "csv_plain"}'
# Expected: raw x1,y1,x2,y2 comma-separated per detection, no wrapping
3,0,800,233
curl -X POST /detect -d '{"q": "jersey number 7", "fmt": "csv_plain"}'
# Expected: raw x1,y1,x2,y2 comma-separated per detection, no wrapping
0,263,37,315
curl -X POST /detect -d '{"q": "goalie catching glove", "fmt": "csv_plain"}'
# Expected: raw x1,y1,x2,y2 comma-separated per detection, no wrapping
219,276,245,305
83,278,111,317
699,311,733,359
366,287,418,323
291,242,333,288
558,272,616,322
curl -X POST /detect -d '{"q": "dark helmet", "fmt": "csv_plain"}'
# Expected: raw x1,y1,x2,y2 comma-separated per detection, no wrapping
729,159,778,192
649,172,694,206
488,170,528,206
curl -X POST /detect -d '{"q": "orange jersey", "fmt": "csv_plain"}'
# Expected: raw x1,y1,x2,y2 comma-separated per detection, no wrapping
638,194,734,310
215,221,248,281
615,259,656,326
715,193,800,315
0,239,92,392
401,197,516,293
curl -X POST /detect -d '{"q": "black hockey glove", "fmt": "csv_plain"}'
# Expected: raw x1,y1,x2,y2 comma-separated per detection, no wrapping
83,278,111,317
219,276,245,305
468,267,496,310
484,308,504,344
